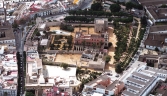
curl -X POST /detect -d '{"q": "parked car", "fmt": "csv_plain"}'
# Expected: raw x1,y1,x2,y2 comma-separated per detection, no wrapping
115,74,119,77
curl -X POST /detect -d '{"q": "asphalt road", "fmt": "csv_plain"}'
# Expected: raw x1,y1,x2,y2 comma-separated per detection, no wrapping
80,0,93,10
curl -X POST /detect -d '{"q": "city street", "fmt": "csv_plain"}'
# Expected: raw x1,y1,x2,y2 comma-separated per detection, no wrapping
80,0,93,10
42,0,93,20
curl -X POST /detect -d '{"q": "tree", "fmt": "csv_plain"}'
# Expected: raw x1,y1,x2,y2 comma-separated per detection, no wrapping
67,35,73,44
137,4,143,10
50,44,55,50
26,92,35,96
92,43,96,49
82,40,86,47
110,4,121,12
105,55,111,63
159,4,167,8
91,3,103,11
115,63,123,73
57,44,60,49
113,21,119,28
87,26,90,34
36,32,41,36
155,47,159,52
125,2,133,11
43,31,46,34
79,24,81,30
63,44,66,50
141,16,147,26
20,18,26,25
12,21,18,28
60,63,68,70
108,42,112,48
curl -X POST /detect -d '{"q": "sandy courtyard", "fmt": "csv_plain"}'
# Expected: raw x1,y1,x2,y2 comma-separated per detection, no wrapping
72,27,99,37
107,27,117,64
49,27,60,31
55,54,82,66
105,27,117,72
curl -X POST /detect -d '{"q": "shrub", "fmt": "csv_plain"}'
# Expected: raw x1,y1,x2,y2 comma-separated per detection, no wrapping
60,23,74,32
105,55,111,63
60,63,68,70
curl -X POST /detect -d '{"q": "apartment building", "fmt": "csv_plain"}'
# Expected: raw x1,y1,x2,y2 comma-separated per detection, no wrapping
144,25,167,52
149,80,167,96
0,23,15,46
24,40,38,52
2,53,17,67
82,75,124,96
138,54,167,69
0,51,17,96
136,0,167,23
43,86,72,96
121,61,167,96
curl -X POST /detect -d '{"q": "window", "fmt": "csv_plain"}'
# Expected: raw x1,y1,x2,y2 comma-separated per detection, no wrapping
105,90,109,95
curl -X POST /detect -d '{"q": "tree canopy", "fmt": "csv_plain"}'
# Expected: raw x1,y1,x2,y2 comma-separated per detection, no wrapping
125,2,133,10
159,4,167,8
141,16,147,26
126,2,143,10
91,3,103,11
115,63,123,73
110,4,121,12
12,21,18,28
60,63,68,70
105,55,111,63
26,92,35,96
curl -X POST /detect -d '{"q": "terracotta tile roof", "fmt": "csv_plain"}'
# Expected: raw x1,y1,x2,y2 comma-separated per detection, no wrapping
147,8,167,20
144,33,167,47
150,25,167,32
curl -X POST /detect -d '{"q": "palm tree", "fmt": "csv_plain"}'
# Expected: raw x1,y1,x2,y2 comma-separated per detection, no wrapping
79,23,81,31
88,26,90,34
63,44,66,50
100,40,103,47
57,44,60,50
82,40,86,48
92,43,96,49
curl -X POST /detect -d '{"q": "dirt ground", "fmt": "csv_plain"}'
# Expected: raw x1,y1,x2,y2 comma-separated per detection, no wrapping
54,54,82,66
105,27,117,71
49,27,60,31
108,27,117,64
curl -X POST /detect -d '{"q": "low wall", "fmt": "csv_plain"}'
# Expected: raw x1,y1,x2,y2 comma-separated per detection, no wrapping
45,22,61,27
43,61,77,67
80,66,103,71
46,50,83,54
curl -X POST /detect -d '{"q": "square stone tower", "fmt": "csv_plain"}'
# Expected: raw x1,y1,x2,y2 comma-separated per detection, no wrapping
94,18,108,33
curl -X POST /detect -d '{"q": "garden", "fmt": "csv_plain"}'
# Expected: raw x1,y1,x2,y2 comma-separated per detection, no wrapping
114,20,146,73
50,35,73,50
76,67,102,91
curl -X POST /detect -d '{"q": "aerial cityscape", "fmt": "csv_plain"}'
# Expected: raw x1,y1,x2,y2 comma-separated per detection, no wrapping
0,0,167,96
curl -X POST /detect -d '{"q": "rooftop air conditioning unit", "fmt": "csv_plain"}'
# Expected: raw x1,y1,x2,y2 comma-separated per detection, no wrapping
61,93,64,96
56,91,59,94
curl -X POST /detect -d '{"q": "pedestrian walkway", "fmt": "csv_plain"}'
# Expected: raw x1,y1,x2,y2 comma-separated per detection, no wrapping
134,17,141,41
